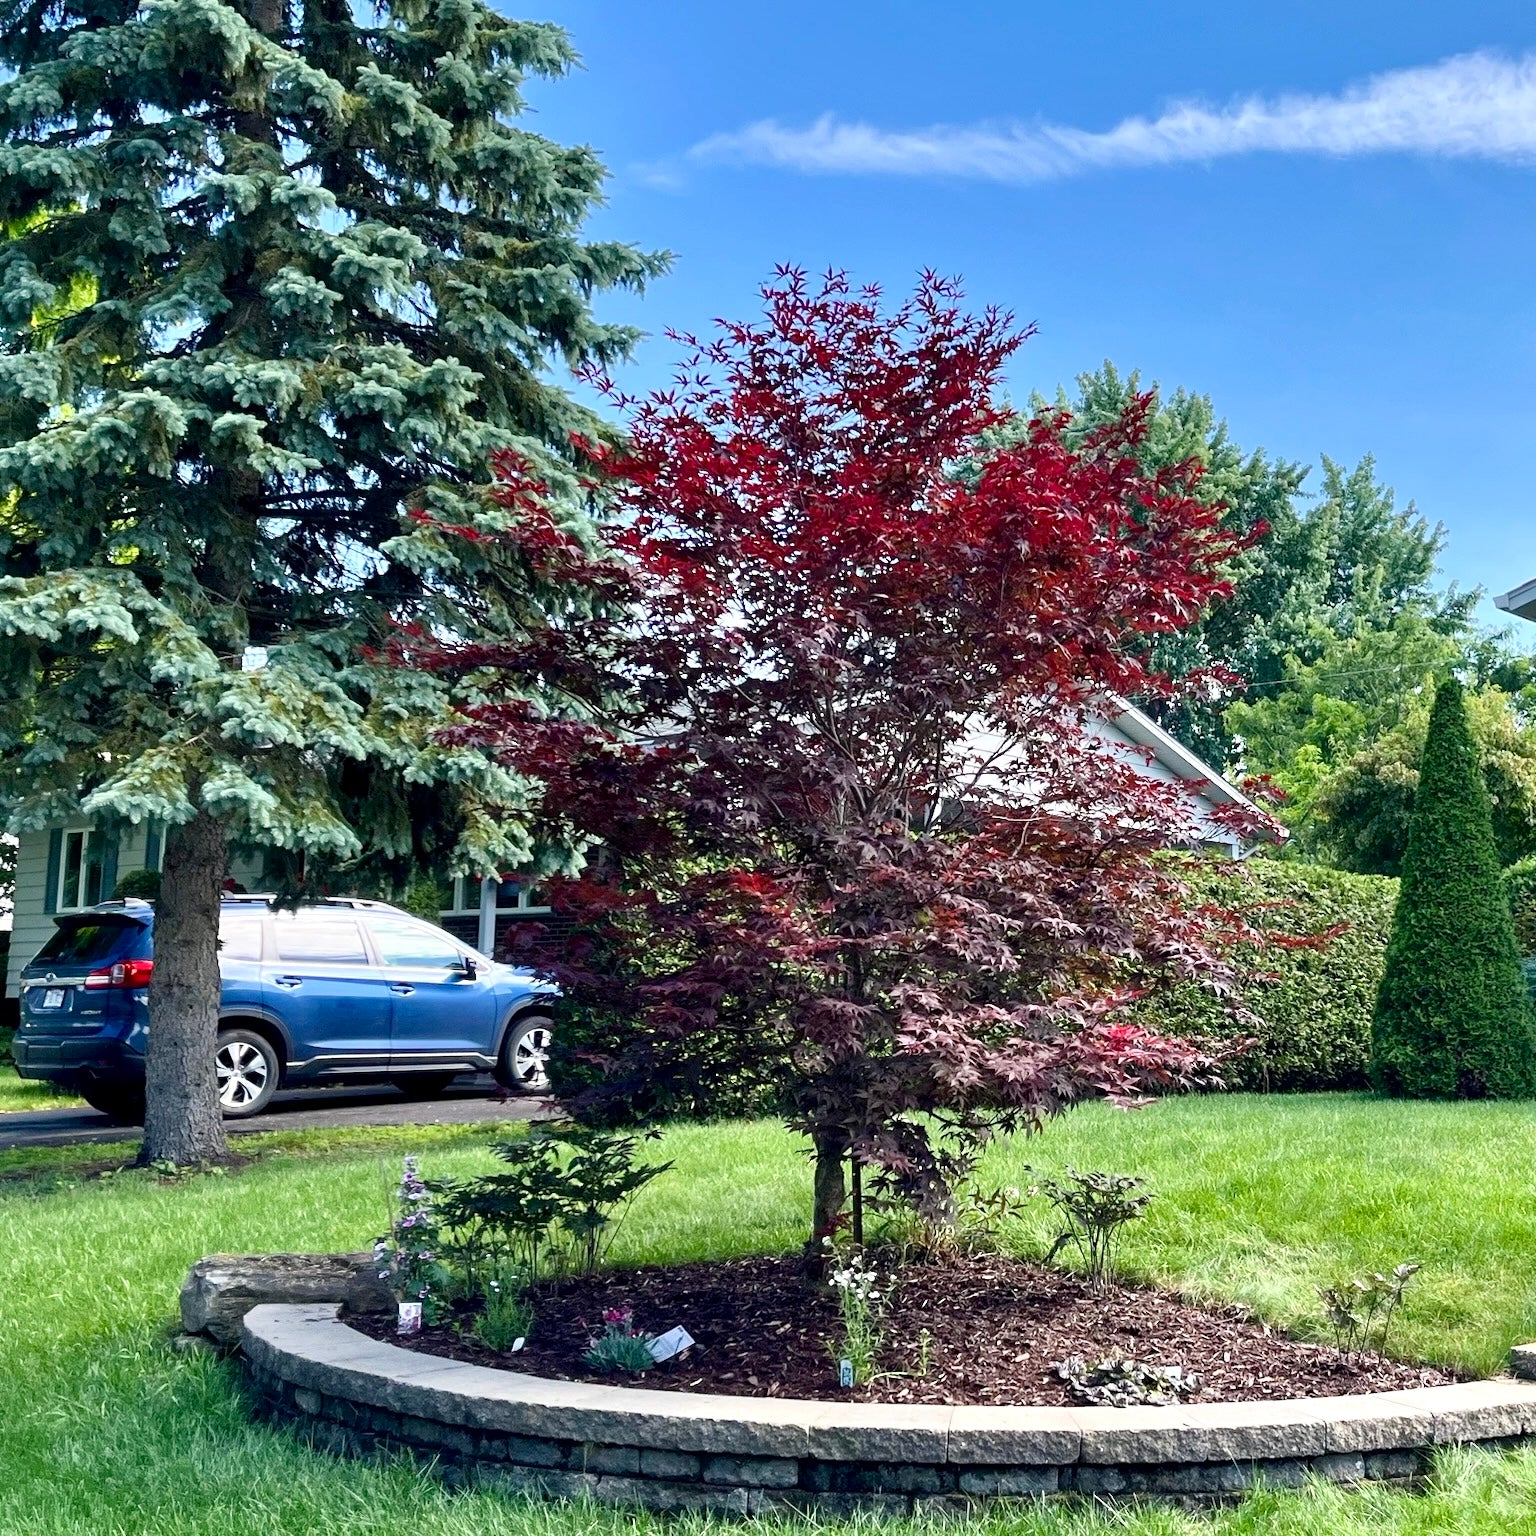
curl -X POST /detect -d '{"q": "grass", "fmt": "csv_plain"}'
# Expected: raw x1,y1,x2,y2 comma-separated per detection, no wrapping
0,1032,84,1112
978,1094,1536,1379
5,1095,1536,1534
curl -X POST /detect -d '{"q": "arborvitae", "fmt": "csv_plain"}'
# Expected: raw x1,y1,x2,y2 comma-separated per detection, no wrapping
0,0,664,1161
1371,678,1536,1097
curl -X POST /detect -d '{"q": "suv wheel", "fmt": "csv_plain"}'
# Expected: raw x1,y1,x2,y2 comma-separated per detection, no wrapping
499,1013,552,1095
215,1029,279,1117
79,1079,145,1124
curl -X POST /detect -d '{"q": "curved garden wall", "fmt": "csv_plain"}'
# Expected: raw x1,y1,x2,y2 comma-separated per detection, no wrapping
243,1305,1536,1511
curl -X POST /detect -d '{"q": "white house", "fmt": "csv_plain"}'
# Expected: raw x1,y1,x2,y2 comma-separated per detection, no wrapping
3,699,1263,999
1495,579,1536,624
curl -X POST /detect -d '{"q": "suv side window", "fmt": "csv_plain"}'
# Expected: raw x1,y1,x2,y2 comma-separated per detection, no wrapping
368,918,465,970
271,911,369,965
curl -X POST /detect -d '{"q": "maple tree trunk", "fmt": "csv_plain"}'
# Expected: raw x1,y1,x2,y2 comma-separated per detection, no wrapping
140,810,229,1165
809,1126,850,1257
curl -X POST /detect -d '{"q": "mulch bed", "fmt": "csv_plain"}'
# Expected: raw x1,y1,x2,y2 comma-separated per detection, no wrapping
350,1253,1457,1406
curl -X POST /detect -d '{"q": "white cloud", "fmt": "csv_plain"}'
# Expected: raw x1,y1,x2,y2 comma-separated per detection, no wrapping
687,51,1536,183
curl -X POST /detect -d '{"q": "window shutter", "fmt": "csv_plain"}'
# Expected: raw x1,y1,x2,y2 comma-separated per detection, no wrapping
145,820,161,871
43,828,62,914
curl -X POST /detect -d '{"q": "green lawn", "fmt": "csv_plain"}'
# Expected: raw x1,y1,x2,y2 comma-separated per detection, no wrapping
0,1031,85,1111
6,1095,1536,1534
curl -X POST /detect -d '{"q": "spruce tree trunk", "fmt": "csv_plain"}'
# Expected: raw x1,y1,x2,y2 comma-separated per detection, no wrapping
141,810,229,1165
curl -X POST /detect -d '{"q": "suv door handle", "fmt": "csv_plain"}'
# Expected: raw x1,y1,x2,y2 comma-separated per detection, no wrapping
389,983,415,995
273,975,304,989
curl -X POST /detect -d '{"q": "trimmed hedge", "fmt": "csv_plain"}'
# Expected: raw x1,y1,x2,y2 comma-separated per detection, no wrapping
1138,858,1398,1092
1371,678,1536,1099
1503,856,1536,956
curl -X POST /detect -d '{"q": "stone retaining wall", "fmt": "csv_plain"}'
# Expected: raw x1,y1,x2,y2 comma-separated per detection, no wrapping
243,1305,1536,1512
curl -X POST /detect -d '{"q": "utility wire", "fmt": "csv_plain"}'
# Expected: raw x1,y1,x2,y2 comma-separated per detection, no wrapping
1218,658,1531,695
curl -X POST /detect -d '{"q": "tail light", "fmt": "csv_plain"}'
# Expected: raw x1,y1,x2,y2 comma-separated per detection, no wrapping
83,959,155,990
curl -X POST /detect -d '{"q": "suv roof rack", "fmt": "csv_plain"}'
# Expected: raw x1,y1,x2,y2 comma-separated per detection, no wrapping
215,893,409,915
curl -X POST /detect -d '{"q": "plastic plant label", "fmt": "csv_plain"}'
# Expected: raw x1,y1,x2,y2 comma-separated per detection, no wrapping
397,1302,423,1335
648,1326,695,1362
511,1337,525,1353
839,1358,855,1388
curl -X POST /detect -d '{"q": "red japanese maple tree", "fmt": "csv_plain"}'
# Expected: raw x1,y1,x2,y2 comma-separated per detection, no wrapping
432,271,1275,1250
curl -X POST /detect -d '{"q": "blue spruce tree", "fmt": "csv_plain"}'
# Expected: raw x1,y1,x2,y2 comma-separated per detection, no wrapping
0,0,664,1161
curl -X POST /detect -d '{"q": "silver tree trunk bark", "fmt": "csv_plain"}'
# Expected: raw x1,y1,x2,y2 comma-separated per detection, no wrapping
141,809,229,1164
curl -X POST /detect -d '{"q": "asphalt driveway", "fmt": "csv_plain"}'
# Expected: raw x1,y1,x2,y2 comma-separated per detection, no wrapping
0,1076,545,1151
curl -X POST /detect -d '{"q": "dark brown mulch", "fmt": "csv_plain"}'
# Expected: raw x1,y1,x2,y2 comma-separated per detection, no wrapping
349,1253,1457,1406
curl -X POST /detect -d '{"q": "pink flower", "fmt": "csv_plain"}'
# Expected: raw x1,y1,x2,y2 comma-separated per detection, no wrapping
602,1307,632,1327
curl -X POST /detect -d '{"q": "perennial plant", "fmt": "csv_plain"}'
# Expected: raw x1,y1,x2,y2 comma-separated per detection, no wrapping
825,1240,894,1387
374,1157,450,1320
583,1308,658,1374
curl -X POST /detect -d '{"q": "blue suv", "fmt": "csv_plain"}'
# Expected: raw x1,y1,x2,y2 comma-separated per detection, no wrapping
10,896,557,1121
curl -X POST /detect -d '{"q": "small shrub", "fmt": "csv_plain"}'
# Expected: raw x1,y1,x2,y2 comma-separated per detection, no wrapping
957,1183,1032,1255
824,1241,893,1387
1318,1263,1421,1364
583,1309,656,1374
875,1177,1031,1262
373,1156,451,1320
1032,1167,1151,1289
113,867,161,901
555,1123,675,1276
432,1122,672,1290
398,874,448,925
1055,1354,1199,1407
473,1266,534,1352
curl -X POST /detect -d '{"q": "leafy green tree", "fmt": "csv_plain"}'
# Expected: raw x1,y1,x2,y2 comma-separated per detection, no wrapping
1033,367,1475,766
1225,615,1464,850
1315,686,1536,875
1226,617,1460,777
0,0,663,1162
1371,680,1536,1099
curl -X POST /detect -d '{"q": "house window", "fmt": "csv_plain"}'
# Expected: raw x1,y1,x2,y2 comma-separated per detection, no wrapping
57,829,106,911
438,875,551,916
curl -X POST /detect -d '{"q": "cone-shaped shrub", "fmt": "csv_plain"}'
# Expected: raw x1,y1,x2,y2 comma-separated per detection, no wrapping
1371,678,1536,1097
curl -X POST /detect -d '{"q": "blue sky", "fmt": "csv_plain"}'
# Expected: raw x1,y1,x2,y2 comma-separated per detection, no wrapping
522,2,1536,631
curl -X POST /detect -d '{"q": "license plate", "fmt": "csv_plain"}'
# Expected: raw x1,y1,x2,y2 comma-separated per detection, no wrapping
40,988,65,1009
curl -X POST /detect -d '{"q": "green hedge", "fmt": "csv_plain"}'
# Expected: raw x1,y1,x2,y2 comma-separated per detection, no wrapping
547,857,1401,1112
1503,857,1536,956
1138,858,1399,1092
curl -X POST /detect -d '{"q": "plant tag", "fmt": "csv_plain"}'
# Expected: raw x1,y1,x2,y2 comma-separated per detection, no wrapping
397,1302,423,1335
511,1337,525,1353
648,1326,695,1362
839,1358,854,1388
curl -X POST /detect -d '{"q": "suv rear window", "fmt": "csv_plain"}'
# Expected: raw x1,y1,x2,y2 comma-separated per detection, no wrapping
35,917,144,965
218,914,264,962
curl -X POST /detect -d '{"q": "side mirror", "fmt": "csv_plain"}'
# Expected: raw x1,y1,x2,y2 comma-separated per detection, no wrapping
461,954,479,980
